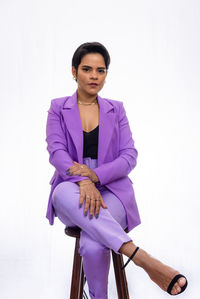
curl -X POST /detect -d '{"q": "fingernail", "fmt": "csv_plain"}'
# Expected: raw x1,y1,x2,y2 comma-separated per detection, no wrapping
69,173,73,176
78,174,81,176
66,168,69,171
79,204,82,208
84,212,87,216
95,214,99,219
89,215,93,220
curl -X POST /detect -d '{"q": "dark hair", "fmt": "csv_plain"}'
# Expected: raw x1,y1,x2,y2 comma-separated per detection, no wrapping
72,42,111,73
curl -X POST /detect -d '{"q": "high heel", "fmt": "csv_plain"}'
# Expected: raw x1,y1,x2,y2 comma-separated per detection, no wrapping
121,247,188,296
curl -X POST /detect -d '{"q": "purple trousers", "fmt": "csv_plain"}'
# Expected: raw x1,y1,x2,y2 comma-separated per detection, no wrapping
52,157,132,299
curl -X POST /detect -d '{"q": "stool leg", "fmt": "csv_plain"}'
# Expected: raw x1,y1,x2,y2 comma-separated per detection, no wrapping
112,251,130,299
70,238,84,299
79,264,84,299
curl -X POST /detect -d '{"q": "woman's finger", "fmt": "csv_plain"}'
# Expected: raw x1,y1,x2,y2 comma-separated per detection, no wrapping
73,161,80,165
72,170,91,178
79,190,85,208
69,170,82,176
67,165,79,172
95,198,101,218
101,197,107,209
66,166,83,176
81,170,90,177
67,166,90,176
84,195,90,216
66,168,75,174
89,197,95,219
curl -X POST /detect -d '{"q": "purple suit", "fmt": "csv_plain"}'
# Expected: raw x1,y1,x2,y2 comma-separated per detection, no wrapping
45,89,141,232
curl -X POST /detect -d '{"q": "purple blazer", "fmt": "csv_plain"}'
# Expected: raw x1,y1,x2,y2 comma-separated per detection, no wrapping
45,90,141,232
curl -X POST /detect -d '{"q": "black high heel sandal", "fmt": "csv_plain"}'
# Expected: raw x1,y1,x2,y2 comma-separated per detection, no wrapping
121,247,188,296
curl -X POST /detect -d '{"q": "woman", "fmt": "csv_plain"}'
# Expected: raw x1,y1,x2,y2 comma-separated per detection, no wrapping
45,42,188,298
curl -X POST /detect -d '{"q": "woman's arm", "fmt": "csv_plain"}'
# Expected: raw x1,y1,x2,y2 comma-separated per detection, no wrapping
45,99,91,184
92,102,138,185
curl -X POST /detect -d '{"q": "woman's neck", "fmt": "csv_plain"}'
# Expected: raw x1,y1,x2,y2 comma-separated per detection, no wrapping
77,89,97,104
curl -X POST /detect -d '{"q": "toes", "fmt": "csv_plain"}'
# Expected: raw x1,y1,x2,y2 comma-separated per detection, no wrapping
171,282,181,295
178,277,186,287
175,284,182,294
171,278,187,295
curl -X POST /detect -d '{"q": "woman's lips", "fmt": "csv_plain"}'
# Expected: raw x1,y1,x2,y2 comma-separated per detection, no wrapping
89,83,98,87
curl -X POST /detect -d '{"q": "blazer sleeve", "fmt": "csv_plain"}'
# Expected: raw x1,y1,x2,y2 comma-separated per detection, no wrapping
45,99,90,183
92,102,138,185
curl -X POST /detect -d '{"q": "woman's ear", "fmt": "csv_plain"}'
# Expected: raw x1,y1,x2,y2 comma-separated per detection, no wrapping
72,66,77,80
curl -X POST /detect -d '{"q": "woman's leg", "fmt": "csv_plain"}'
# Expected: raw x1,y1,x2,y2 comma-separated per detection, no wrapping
52,182,131,299
52,181,131,254
78,188,129,299
52,158,131,298
52,156,187,296
79,231,110,299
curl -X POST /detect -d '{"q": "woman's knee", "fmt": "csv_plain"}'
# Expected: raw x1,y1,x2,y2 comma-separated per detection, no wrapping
102,190,127,229
52,181,79,210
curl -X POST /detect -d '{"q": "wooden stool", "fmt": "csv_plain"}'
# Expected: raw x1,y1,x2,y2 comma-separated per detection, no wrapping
65,226,130,299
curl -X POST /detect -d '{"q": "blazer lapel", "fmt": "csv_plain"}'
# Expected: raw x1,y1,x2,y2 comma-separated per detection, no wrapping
62,90,83,163
61,90,116,166
97,94,116,166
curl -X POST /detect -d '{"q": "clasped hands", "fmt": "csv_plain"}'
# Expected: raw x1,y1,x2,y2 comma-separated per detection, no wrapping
66,161,107,219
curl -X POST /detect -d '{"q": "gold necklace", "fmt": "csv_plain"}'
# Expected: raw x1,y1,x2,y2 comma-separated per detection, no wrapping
78,99,97,106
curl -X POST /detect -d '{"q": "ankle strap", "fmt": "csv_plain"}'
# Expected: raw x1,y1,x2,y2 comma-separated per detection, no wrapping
121,247,139,270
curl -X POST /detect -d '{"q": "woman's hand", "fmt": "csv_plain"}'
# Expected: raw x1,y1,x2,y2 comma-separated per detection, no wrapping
66,161,99,183
77,180,107,219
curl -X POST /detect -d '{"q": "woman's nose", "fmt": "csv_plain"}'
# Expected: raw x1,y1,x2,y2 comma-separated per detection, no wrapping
90,71,98,78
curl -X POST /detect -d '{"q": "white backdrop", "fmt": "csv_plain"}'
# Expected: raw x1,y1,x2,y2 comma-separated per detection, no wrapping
0,0,199,298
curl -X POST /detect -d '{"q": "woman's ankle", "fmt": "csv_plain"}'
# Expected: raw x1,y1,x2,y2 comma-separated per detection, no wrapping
119,240,136,256
132,248,149,268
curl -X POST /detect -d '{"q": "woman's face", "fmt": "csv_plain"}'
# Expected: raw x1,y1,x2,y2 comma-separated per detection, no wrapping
72,53,107,96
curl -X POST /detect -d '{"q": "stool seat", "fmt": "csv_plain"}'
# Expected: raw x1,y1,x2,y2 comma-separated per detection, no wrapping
65,226,130,299
65,226,81,238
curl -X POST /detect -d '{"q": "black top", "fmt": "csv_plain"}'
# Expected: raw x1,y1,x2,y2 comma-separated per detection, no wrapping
83,125,99,159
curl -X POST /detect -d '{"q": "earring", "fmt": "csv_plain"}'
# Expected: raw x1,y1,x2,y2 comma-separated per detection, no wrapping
73,77,76,80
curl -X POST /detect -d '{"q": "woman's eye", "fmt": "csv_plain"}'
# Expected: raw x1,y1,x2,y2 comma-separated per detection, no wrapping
82,68,89,72
98,69,106,73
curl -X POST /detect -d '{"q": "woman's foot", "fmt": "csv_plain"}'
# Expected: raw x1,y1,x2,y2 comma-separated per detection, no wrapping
133,248,187,295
